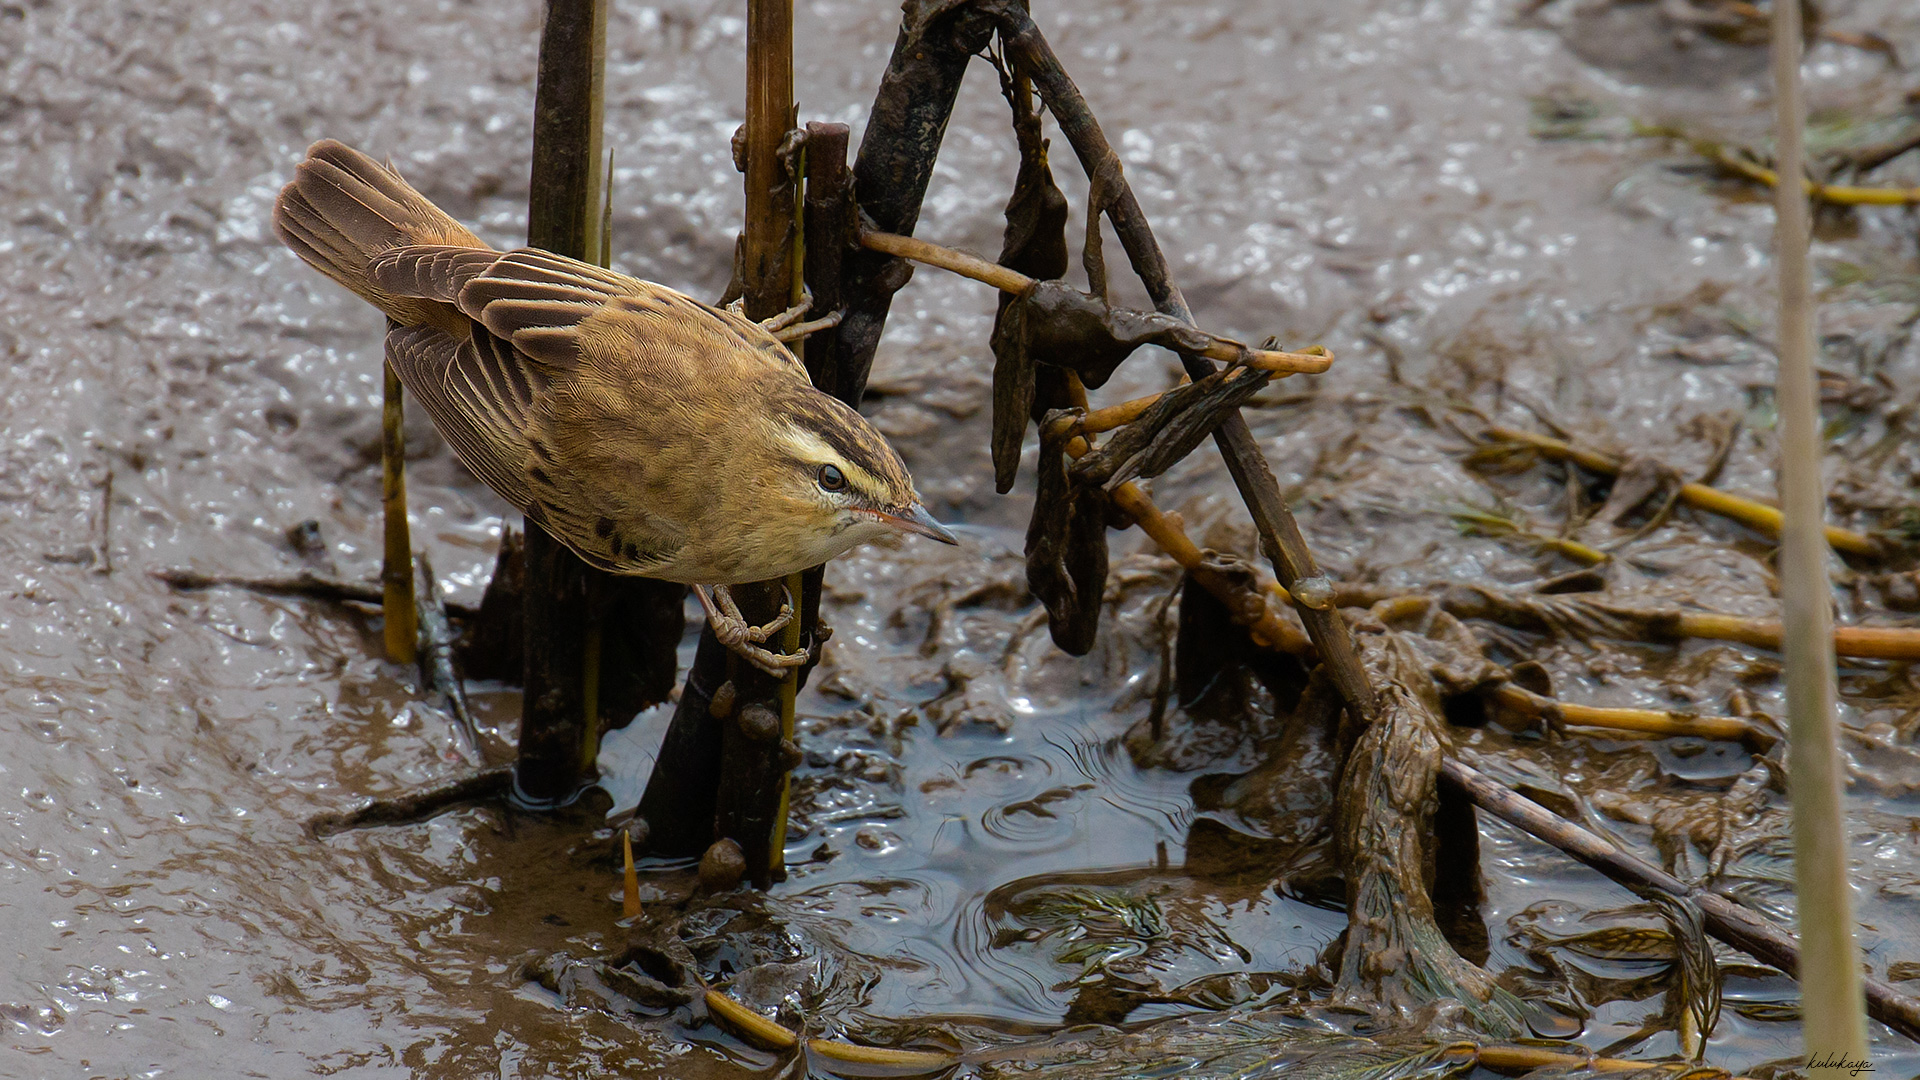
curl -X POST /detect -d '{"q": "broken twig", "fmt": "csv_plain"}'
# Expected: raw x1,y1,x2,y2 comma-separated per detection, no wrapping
861,228,1332,376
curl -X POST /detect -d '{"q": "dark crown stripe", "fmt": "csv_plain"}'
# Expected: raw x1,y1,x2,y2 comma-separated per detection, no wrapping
778,388,908,492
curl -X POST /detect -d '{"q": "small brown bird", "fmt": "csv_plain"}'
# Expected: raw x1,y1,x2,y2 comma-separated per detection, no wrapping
272,140,955,671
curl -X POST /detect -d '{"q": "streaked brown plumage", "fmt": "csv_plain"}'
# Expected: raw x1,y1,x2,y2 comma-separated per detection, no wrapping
272,140,954,669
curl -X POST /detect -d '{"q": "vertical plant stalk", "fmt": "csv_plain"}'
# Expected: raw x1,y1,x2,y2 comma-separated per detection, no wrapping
828,0,990,398
636,8,966,862
709,0,801,888
1770,0,1867,1060
770,568,804,863
517,0,608,805
801,122,853,397
380,362,418,665
764,142,808,871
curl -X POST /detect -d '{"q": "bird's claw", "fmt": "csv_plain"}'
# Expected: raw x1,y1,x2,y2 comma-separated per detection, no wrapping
758,293,812,333
702,585,806,675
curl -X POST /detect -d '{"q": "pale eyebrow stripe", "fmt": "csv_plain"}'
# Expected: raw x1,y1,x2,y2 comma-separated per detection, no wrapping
772,423,884,494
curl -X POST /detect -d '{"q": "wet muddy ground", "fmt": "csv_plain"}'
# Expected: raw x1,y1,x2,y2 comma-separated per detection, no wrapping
6,0,1920,1076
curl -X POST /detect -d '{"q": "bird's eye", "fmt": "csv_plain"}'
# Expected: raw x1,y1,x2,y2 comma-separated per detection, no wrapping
818,463,847,492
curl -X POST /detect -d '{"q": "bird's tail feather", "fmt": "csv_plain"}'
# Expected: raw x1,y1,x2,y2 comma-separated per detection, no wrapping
272,140,490,334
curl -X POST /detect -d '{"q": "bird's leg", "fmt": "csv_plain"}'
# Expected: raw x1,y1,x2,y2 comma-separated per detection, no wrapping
695,583,806,675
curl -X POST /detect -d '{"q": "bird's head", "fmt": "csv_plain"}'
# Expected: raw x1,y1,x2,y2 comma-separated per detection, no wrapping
755,385,957,567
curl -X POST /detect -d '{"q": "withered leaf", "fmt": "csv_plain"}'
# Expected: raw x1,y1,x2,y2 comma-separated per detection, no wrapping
1026,411,1108,655
1070,365,1271,491
991,298,1038,494
990,58,1071,494
1008,278,1216,391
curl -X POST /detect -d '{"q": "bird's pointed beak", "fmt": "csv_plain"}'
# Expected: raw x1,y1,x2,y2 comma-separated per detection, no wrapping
879,504,959,545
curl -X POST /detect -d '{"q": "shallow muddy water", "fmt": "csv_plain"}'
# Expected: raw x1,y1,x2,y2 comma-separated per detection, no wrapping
5,0,1920,1076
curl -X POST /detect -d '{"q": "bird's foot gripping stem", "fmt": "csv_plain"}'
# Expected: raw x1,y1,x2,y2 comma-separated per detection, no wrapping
696,584,808,676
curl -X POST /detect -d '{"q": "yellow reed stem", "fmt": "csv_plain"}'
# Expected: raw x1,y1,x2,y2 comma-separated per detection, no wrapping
1490,684,1770,749
1050,373,1314,655
579,616,602,773
704,989,952,1069
704,989,796,1049
1771,0,1868,1058
621,828,640,918
1540,536,1610,565
806,1039,953,1070
1705,142,1920,206
771,569,803,871
1678,612,1920,661
1484,426,1880,557
380,362,418,665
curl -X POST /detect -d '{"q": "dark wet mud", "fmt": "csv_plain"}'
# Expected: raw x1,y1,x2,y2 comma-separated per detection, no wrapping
6,0,1920,1076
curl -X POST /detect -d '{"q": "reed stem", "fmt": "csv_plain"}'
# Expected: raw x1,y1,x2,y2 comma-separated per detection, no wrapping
706,0,802,887
1770,0,1868,1058
1483,426,1880,558
516,0,608,805
380,362,418,665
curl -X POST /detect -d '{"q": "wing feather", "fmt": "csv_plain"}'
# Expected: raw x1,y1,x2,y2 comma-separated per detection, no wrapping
386,321,686,577
368,245,504,303
384,323,539,511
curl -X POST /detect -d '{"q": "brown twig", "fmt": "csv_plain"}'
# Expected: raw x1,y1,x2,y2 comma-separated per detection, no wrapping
153,568,481,619
1441,758,1920,1042
859,229,1333,376
1483,426,1882,557
306,765,514,837
95,466,112,575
